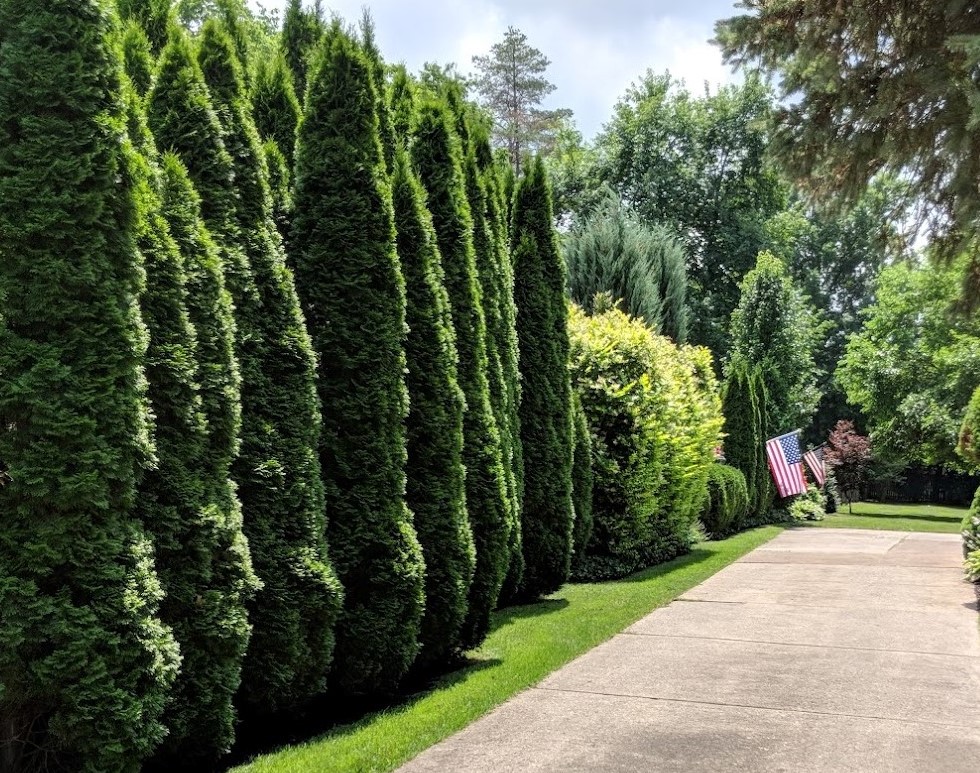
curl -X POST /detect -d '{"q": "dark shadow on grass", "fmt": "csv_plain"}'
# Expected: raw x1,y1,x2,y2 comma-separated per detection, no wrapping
605,545,719,585
216,653,502,773
489,597,570,633
828,511,962,525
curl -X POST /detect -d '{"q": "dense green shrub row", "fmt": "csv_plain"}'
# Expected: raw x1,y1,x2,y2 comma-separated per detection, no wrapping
959,386,980,576
0,4,575,769
569,306,723,581
700,464,750,537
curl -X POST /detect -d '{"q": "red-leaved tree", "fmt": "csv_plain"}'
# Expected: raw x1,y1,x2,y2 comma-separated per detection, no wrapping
824,420,872,513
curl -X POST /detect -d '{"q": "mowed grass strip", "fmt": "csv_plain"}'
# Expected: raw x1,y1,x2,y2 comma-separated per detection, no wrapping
804,501,967,533
234,526,782,773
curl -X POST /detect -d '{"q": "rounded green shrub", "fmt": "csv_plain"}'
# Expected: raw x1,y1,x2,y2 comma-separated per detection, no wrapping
700,464,749,537
0,2,179,768
569,306,723,581
292,26,425,693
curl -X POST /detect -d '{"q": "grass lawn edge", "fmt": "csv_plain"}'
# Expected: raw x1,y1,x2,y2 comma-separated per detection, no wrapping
233,525,783,773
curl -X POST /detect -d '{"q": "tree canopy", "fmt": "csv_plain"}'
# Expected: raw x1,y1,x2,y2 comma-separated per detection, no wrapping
716,0,980,308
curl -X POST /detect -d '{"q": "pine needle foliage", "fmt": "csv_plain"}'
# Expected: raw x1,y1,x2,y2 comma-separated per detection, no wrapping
292,25,425,694
392,149,477,669
252,53,301,170
0,2,179,769
194,19,343,712
412,99,512,648
511,156,575,598
126,90,258,766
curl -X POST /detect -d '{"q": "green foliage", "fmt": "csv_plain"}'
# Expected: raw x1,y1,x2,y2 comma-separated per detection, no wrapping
838,259,980,468
252,53,301,170
568,306,724,581
965,546,980,584
786,486,826,523
293,26,424,693
564,187,688,340
471,26,571,174
118,0,173,54
263,139,292,244
727,251,822,433
958,387,980,566
721,364,761,515
127,90,258,765
120,19,155,97
700,464,749,537
359,10,396,174
281,0,324,101
389,65,418,148
153,21,343,713
595,74,786,354
571,394,594,563
717,1,980,308
412,98,511,646
0,2,180,768
391,150,476,668
512,156,575,597
960,387,980,465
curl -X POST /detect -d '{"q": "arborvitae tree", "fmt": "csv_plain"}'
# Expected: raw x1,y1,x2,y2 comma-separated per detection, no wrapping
263,138,292,245
721,363,761,517
281,0,324,101
252,53,301,169
292,26,425,693
571,393,594,564
477,134,525,602
195,18,344,712
151,25,343,714
126,89,257,766
389,65,417,146
754,372,776,517
0,2,179,769
121,19,155,97
412,99,512,647
117,0,172,54
511,155,575,598
391,149,477,668
360,9,396,173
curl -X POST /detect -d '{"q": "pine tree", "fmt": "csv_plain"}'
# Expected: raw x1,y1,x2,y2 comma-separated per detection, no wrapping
126,88,258,765
120,19,154,97
511,156,575,598
281,0,324,101
252,53,301,170
292,26,425,693
412,99,512,647
195,18,344,712
0,2,179,769
721,364,760,523
392,149,477,668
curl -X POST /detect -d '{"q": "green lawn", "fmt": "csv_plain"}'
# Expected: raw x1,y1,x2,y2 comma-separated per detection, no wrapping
802,501,967,533
232,526,782,773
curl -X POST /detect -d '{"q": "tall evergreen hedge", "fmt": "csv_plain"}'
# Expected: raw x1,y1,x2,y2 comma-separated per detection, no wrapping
292,26,425,694
511,156,575,598
476,134,525,600
722,363,761,517
281,0,323,100
195,19,344,712
571,394,594,564
958,386,980,563
252,53,301,170
0,2,179,769
127,91,258,765
120,19,154,97
392,149,477,668
412,99,512,647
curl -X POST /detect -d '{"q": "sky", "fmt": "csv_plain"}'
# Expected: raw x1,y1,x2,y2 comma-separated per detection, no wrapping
251,0,743,140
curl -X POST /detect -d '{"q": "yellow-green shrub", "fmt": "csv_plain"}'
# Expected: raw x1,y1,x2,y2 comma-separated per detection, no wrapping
569,305,723,580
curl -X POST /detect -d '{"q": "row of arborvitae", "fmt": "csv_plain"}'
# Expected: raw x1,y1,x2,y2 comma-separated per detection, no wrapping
0,3,575,772
959,387,980,582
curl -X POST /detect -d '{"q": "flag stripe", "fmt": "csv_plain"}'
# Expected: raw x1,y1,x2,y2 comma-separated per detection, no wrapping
803,447,826,486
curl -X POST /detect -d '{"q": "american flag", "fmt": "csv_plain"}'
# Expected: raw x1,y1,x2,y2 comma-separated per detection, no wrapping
803,445,826,487
765,430,808,498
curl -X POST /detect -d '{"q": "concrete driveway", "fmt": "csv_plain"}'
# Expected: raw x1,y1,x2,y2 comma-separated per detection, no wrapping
400,528,980,772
